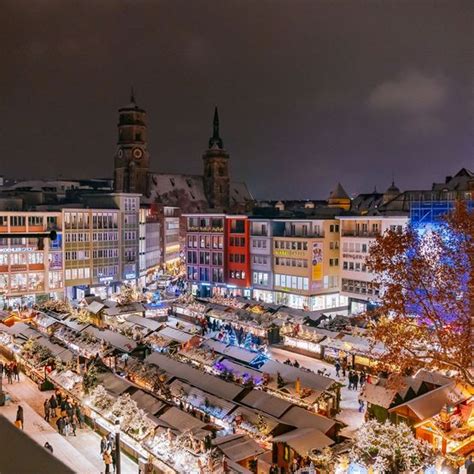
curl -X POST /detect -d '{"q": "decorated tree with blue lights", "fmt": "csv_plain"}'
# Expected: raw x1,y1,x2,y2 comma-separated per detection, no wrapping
366,201,473,385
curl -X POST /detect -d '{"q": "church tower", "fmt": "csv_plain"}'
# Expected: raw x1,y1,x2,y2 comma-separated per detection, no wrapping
203,107,230,210
113,89,150,195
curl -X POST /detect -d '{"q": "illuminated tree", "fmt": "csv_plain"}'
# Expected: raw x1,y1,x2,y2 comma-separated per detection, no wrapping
350,419,435,473
367,201,473,385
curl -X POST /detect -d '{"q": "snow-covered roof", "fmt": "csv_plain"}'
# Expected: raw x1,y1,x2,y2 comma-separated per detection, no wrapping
84,327,137,352
216,359,263,382
360,383,398,409
0,322,40,339
260,359,335,394
272,427,334,455
239,389,292,418
130,390,166,415
158,406,208,433
202,339,260,364
279,406,336,433
146,352,245,401
389,383,469,420
157,326,197,344
125,314,162,332
97,372,133,396
213,434,266,462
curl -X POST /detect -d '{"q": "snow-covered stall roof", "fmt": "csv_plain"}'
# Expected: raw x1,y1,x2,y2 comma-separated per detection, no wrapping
158,406,208,434
104,302,146,316
84,327,137,352
157,326,197,344
215,359,263,382
97,372,133,396
130,390,166,415
169,379,236,419
125,315,162,333
279,406,336,433
260,359,335,394
213,434,266,462
239,389,293,418
360,383,398,409
202,339,261,364
272,427,334,455
145,352,245,401
0,322,41,340
57,318,90,333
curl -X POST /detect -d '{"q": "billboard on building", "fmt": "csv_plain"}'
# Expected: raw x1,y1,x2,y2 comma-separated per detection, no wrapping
311,242,323,280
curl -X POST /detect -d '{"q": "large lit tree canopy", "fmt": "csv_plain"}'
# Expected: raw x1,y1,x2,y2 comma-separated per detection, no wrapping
366,201,473,385
350,419,435,473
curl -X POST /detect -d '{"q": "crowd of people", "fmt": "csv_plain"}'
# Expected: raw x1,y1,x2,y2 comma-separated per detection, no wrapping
100,432,118,474
43,390,84,437
0,360,20,384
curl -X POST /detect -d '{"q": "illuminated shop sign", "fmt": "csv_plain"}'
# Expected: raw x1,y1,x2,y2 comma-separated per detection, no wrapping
99,276,113,283
125,273,136,280
0,247,36,253
274,249,306,258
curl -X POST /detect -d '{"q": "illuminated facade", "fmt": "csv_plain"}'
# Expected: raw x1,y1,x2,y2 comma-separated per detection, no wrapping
338,215,408,313
0,211,63,307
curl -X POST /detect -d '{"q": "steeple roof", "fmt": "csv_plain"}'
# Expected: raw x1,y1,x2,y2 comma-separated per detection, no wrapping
208,106,224,149
386,180,400,194
329,182,349,200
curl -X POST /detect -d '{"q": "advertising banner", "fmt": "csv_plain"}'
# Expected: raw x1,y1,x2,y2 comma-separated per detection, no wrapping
311,241,323,280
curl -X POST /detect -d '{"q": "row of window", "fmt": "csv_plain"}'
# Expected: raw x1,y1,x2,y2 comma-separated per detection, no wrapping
343,261,367,272
274,241,309,251
229,237,246,247
65,232,90,243
0,253,45,266
274,274,309,291
0,272,62,291
252,255,269,265
229,270,246,280
187,235,224,250
274,257,309,268
252,272,269,286
342,278,379,296
187,217,224,230
229,253,246,263
329,258,339,267
252,239,268,249
187,266,224,283
186,251,224,266
0,216,58,228
342,242,369,253
124,231,137,241
65,267,91,281
93,266,118,279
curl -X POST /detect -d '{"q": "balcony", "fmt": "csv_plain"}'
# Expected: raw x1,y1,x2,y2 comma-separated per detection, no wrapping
187,226,224,233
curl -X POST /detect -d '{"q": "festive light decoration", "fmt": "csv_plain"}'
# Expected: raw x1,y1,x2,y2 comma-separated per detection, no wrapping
350,419,436,473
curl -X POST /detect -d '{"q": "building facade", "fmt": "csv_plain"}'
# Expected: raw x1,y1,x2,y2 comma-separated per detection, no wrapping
338,215,408,313
0,211,63,307
225,216,251,295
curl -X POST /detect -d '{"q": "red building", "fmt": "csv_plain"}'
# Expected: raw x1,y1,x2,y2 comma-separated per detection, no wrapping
225,216,251,294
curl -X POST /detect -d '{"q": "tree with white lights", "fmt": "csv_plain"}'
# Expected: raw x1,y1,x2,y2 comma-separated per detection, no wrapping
350,419,435,473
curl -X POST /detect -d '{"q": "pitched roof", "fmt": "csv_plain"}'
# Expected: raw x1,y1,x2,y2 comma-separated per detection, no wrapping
239,389,293,418
329,183,349,200
272,427,334,455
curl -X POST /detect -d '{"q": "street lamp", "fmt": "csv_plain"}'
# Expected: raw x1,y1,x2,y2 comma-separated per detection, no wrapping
114,419,121,474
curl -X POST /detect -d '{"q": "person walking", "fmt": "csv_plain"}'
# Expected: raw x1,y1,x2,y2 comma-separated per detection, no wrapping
15,405,24,430
335,361,341,378
353,372,359,391
348,370,354,390
100,435,109,455
0,361,4,378
49,394,57,419
74,404,84,429
359,371,366,387
56,416,65,435
13,362,19,382
43,398,50,423
103,449,113,474
6,366,13,385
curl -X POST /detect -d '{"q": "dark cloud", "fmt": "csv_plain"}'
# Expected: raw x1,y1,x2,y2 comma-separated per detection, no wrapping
0,0,472,199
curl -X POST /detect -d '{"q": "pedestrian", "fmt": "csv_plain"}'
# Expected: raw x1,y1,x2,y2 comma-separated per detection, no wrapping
56,391,62,413
100,435,109,455
6,366,13,385
15,405,24,430
335,361,341,378
70,414,77,436
13,362,20,381
342,360,347,378
358,398,365,413
353,372,359,391
103,449,113,474
0,361,3,378
49,394,58,419
111,447,117,473
360,371,366,386
44,441,54,454
56,416,65,435
75,404,84,429
348,370,353,390
44,398,50,423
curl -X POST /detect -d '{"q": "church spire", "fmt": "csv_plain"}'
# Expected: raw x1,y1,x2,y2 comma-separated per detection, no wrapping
209,106,224,149
130,86,136,105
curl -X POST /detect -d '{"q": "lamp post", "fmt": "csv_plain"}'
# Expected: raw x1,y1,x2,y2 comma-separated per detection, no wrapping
114,419,121,474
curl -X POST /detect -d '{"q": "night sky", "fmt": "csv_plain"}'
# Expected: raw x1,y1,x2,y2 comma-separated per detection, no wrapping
1,0,472,199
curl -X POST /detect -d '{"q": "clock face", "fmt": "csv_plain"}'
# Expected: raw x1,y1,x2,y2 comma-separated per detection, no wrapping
118,149,123,158
133,148,143,159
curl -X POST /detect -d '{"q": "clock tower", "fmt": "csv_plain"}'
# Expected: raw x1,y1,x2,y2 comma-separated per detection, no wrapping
113,89,150,195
